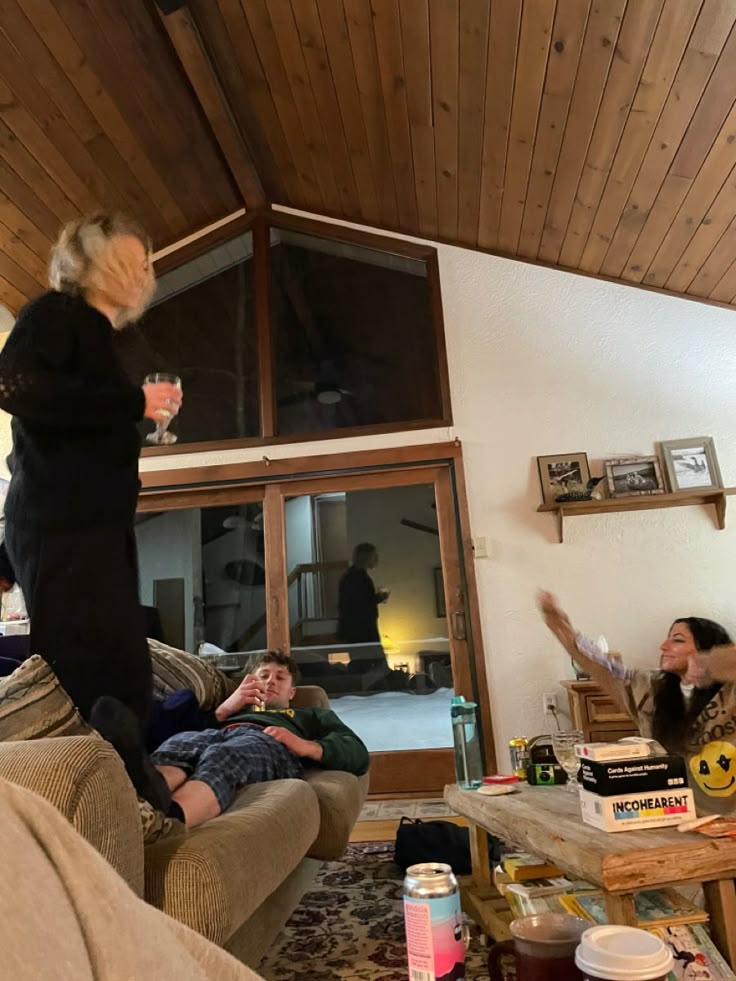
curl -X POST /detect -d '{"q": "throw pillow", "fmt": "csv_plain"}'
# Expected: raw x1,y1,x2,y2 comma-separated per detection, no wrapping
0,655,91,742
148,639,235,709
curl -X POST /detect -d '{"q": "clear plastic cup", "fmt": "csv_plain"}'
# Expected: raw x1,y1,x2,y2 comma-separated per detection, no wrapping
575,925,673,981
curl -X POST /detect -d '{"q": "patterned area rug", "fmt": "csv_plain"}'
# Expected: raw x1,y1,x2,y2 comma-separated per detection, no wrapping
257,842,491,981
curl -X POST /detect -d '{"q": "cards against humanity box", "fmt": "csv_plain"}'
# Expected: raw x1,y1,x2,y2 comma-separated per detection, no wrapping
579,787,695,833
580,755,688,797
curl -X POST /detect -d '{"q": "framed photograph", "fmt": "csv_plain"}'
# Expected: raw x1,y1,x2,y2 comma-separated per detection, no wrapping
537,453,591,505
605,456,665,497
434,567,446,618
660,437,722,492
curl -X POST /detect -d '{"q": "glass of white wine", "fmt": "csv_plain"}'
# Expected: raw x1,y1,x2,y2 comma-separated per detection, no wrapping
144,372,181,445
551,729,583,794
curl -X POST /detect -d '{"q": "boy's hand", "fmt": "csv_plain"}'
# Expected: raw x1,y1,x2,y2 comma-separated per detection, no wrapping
263,726,323,762
236,673,268,708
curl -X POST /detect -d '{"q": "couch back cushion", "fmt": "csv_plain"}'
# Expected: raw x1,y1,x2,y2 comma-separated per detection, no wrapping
290,685,329,710
148,639,235,708
0,655,91,741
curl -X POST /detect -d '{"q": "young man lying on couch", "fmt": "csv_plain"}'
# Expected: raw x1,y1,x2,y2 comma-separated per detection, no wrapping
150,650,369,827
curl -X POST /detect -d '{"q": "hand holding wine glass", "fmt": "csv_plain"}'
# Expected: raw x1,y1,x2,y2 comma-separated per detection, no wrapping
143,373,182,445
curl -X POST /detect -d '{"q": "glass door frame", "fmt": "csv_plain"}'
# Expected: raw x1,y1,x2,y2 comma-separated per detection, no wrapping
139,441,496,795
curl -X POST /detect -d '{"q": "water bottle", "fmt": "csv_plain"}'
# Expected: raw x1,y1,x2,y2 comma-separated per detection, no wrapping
451,695,483,789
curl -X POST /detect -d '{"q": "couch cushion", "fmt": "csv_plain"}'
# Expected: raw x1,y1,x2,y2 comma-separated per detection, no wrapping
0,735,144,894
0,655,91,741
144,778,320,945
148,640,235,709
304,769,369,860
290,685,329,710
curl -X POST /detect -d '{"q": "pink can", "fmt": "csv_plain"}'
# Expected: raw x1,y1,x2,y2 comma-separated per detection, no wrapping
403,862,466,981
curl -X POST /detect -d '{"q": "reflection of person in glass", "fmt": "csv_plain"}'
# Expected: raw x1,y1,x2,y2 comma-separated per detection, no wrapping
337,542,389,674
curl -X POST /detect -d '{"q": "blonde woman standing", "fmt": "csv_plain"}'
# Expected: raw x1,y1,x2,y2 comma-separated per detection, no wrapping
0,215,180,803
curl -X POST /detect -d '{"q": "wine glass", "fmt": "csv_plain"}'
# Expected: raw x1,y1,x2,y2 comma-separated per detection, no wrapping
144,372,181,445
551,729,583,794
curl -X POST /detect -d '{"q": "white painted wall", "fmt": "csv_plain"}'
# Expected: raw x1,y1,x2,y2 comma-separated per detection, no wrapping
4,215,736,769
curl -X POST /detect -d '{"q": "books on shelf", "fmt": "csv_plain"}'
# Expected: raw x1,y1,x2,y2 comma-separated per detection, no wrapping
559,888,708,929
506,889,570,918
501,853,562,882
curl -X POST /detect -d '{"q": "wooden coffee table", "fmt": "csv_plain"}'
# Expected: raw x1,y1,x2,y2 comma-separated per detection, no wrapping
445,783,736,967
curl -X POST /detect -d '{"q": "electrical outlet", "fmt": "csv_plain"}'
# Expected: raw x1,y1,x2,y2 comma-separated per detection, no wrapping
542,692,558,714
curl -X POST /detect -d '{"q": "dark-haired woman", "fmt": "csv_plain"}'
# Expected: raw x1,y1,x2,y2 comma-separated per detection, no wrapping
539,591,736,816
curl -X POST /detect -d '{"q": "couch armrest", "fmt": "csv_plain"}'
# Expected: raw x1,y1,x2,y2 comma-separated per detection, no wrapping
304,768,370,860
0,735,144,895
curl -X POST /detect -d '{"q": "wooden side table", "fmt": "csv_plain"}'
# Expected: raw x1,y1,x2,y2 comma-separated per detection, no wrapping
561,679,639,743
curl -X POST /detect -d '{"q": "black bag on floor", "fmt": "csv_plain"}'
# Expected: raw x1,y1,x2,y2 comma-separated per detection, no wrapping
394,817,473,874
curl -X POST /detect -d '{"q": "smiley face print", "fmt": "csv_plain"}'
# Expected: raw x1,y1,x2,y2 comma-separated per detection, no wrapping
689,741,736,798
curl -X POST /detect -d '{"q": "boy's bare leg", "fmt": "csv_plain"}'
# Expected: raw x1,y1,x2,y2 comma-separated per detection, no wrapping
172,780,222,828
156,765,188,792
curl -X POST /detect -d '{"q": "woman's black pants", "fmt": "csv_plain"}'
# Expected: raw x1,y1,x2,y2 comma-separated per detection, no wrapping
5,521,153,728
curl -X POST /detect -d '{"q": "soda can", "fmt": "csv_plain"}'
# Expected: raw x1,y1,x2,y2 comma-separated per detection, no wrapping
508,737,529,780
403,862,466,981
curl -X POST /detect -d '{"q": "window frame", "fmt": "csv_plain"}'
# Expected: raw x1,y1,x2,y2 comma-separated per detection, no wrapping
145,210,452,456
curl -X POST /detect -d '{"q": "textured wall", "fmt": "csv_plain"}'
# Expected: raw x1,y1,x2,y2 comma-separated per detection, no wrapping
439,246,736,764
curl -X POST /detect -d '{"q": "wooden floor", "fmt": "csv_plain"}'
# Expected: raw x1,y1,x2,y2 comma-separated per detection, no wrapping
350,814,467,843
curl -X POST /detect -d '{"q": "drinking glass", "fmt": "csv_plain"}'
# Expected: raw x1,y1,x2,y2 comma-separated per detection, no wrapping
144,372,181,445
551,729,583,794
488,913,588,981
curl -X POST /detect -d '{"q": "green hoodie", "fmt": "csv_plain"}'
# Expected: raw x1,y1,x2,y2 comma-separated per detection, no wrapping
223,705,369,776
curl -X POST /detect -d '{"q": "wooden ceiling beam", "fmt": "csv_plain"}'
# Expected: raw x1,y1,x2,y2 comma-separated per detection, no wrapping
156,3,266,210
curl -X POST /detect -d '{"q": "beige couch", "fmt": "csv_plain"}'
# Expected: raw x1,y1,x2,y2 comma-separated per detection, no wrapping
0,684,368,968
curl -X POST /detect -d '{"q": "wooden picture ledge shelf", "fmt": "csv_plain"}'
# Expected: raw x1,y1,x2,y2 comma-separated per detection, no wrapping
538,488,735,543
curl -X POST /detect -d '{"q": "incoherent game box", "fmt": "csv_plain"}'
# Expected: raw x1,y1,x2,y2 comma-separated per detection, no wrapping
579,787,695,833
579,755,688,797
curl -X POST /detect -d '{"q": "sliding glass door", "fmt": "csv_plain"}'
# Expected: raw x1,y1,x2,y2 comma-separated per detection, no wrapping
270,467,480,795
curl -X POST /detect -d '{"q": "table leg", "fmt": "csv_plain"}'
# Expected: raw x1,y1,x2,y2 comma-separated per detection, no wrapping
704,879,736,968
604,893,637,926
469,821,492,889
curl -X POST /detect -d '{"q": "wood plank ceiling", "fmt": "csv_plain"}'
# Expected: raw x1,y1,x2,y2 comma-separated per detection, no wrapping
183,0,736,310
0,0,240,313
1,1,736,313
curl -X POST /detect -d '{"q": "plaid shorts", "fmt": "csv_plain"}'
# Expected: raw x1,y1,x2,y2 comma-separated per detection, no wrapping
151,724,304,811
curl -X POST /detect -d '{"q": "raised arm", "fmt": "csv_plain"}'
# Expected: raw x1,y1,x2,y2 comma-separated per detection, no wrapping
538,591,628,702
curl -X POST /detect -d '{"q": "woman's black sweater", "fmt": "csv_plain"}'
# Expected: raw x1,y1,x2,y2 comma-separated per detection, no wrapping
0,291,145,530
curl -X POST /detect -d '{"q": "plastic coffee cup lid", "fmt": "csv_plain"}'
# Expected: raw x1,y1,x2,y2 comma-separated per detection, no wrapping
575,926,673,980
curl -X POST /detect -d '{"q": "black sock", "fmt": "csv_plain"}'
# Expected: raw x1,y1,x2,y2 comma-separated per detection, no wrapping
168,800,186,824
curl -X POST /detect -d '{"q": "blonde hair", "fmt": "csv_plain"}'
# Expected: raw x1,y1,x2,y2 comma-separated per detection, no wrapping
49,213,155,327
